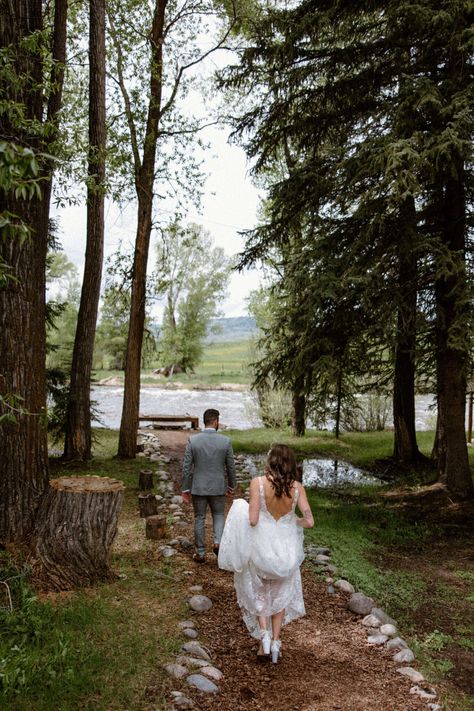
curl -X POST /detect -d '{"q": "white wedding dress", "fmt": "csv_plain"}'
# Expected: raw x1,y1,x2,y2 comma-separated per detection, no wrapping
218,477,306,639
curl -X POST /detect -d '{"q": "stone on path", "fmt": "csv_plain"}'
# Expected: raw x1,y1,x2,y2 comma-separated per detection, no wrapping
386,637,408,651
189,594,212,612
200,666,223,681
348,592,374,615
164,663,188,679
176,655,209,669
172,495,184,505
315,554,331,563
178,620,196,629
326,585,336,595
380,623,397,637
367,634,388,645
186,673,219,693
170,690,195,708
362,614,382,628
183,628,199,639
181,641,211,661
371,607,396,626
316,547,331,555
189,585,203,593
410,685,437,701
396,667,424,684
161,546,176,557
334,579,355,594
393,648,415,663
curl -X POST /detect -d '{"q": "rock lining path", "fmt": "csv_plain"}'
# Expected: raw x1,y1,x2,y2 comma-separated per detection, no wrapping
143,429,437,711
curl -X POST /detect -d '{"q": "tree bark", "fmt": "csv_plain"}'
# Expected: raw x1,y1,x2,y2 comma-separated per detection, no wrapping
291,374,306,437
0,0,68,542
34,476,124,590
145,514,168,540
434,166,472,498
392,197,422,463
139,469,154,490
138,493,158,517
117,0,167,458
64,0,106,461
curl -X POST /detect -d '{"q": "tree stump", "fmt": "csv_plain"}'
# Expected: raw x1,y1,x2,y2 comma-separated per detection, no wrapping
138,493,158,517
139,469,154,490
35,476,125,590
145,514,167,540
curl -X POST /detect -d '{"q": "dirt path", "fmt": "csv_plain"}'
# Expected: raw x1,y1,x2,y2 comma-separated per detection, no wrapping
159,429,427,711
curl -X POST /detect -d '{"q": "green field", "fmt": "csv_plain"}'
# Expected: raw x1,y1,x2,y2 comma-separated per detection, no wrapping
94,339,253,386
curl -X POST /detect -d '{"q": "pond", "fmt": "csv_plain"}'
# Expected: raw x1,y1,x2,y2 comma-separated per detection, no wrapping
235,454,381,489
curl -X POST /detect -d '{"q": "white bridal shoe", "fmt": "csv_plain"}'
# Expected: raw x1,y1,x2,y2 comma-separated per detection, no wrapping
260,630,271,655
271,639,281,663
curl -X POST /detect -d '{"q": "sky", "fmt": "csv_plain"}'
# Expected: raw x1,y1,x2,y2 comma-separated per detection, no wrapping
51,114,263,319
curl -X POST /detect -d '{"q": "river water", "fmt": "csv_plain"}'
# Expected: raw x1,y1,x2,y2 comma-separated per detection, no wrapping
91,386,438,431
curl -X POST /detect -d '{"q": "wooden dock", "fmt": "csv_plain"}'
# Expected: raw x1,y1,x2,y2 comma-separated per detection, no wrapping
138,414,199,430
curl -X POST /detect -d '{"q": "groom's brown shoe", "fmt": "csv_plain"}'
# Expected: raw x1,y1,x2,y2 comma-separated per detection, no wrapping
193,553,206,563
213,544,219,556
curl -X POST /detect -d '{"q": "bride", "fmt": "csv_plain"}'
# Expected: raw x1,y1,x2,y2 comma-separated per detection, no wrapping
218,444,314,663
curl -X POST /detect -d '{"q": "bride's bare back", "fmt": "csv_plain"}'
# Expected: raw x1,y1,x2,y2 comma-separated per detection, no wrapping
249,476,314,527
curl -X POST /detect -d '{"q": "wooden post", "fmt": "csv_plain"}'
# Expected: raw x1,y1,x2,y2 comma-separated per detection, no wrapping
138,493,158,517
35,476,124,590
145,515,167,540
139,469,154,490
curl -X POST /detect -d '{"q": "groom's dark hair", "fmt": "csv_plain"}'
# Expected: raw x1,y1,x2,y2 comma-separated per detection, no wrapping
203,408,220,425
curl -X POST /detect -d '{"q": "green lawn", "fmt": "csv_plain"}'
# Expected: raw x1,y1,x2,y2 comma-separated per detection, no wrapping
94,339,253,386
2,428,472,710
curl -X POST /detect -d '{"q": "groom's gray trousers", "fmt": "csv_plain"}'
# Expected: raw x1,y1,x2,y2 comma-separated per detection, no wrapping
192,495,225,556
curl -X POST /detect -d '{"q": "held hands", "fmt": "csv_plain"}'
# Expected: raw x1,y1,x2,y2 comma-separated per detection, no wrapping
182,491,191,505
226,487,235,499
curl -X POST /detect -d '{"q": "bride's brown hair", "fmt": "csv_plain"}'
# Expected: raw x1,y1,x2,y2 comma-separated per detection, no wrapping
264,444,297,498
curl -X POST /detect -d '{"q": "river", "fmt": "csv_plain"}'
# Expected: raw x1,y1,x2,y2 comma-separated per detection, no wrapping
91,386,438,431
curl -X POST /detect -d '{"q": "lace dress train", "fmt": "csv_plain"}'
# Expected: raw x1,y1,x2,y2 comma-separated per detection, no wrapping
218,478,306,640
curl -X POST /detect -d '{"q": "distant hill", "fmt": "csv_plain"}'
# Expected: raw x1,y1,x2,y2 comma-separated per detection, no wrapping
205,316,257,343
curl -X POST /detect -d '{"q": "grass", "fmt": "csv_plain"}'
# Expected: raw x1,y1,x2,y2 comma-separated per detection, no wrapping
94,339,253,387
4,427,472,709
1,431,187,711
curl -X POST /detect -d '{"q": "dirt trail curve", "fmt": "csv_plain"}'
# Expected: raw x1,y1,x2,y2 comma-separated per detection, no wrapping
159,430,427,711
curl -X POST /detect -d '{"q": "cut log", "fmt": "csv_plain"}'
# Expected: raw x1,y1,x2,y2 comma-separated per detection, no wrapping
138,493,158,517
139,469,154,490
34,476,124,590
145,514,167,540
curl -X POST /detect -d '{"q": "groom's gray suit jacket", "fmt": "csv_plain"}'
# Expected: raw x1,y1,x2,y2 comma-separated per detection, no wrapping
182,429,236,496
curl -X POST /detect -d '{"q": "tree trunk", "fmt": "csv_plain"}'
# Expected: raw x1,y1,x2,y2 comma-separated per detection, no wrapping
138,494,158,517
117,0,167,458
139,469,154,490
392,197,422,463
145,514,168,540
0,0,67,542
291,374,306,437
335,359,343,439
434,167,472,498
34,476,124,590
64,0,106,461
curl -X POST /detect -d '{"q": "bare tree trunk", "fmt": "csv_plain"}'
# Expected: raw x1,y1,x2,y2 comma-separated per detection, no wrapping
117,0,167,458
435,167,472,499
334,359,343,439
291,374,306,437
393,197,422,463
0,0,68,542
64,0,106,461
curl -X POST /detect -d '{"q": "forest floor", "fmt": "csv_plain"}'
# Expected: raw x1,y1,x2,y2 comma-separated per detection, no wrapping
155,430,474,711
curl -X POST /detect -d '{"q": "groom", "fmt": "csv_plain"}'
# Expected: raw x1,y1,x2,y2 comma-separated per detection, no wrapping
181,408,236,562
